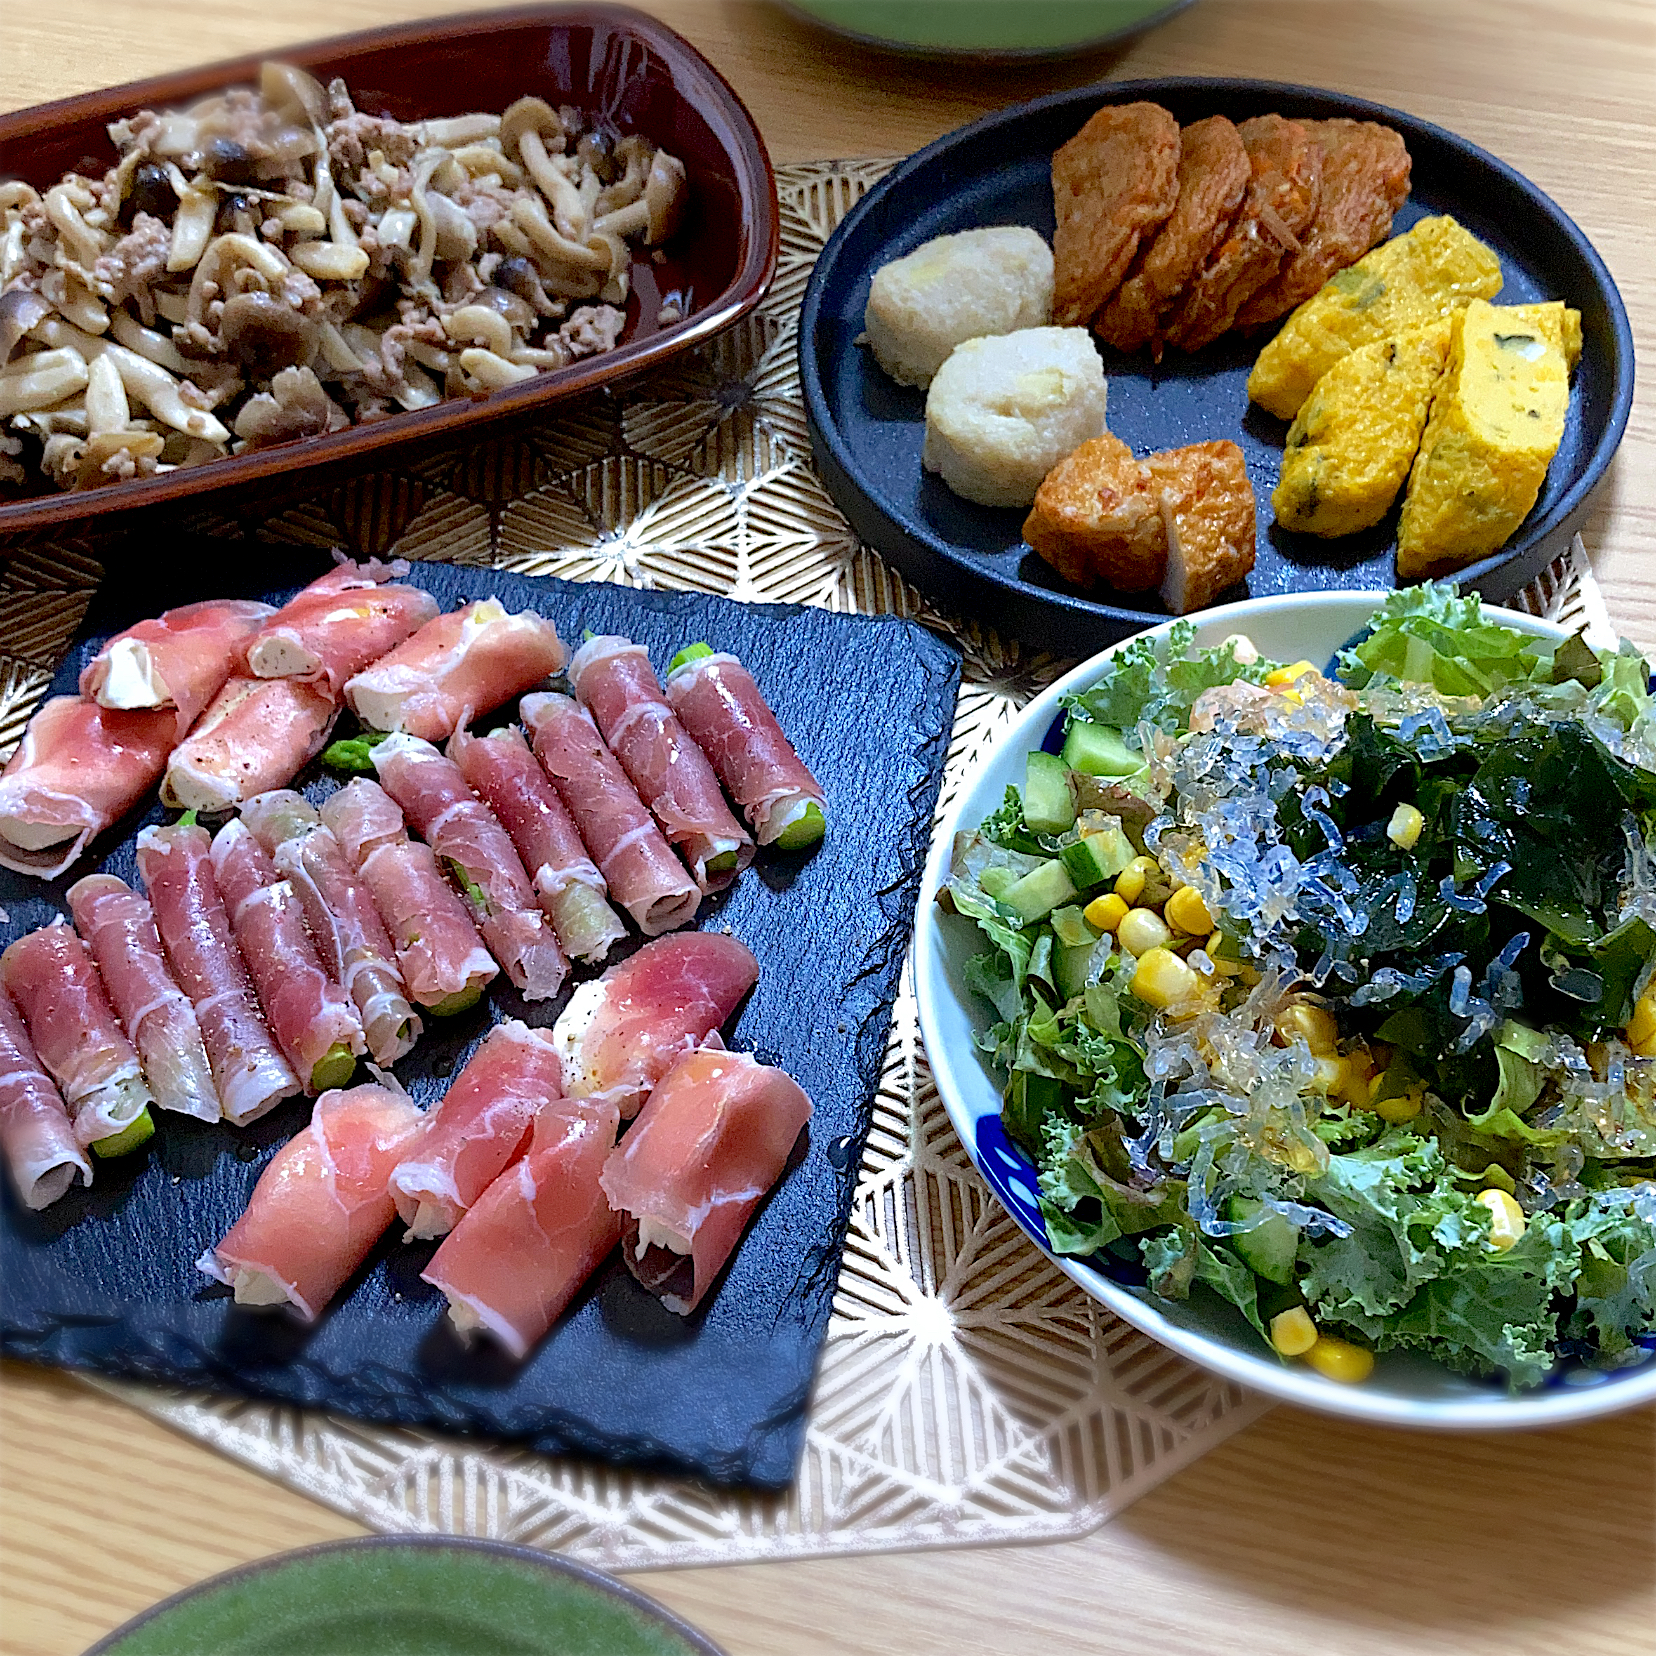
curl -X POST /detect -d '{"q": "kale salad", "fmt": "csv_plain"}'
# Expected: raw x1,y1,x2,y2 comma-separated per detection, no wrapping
942,587,1656,1387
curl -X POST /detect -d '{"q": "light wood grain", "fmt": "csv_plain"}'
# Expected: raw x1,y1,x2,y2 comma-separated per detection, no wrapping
4,4,1656,1653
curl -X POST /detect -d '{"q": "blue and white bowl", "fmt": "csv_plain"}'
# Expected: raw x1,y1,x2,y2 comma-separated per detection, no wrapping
915,591,1656,1427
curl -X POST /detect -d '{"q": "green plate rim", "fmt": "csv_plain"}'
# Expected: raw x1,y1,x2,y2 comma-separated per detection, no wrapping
776,0,1195,61
84,1536,729,1656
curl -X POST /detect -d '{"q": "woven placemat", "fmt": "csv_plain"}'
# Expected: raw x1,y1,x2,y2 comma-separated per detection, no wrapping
3,160,1609,1568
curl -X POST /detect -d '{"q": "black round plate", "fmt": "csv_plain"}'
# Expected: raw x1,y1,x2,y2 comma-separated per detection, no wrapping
799,78,1635,655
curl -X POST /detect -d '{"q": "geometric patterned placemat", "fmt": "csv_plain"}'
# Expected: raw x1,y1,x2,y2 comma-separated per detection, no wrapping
0,160,1605,1568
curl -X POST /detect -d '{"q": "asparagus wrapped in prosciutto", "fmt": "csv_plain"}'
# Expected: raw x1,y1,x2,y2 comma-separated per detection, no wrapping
551,931,759,1118
569,636,754,893
423,1094,621,1358
521,692,699,937
67,873,220,1122
343,598,566,743
389,1020,561,1240
162,674,338,814
370,734,567,1001
241,791,420,1065
197,1082,425,1320
449,724,626,966
321,779,498,1016
600,1047,813,1314
0,988,94,1208
210,819,366,1094
664,645,826,848
0,920,155,1156
136,823,299,1124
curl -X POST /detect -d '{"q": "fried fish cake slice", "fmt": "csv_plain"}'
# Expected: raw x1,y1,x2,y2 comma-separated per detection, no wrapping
1051,102,1181,327
1023,434,1164,591
1150,440,1258,614
1161,115,1322,354
1094,115,1251,354
1236,119,1412,331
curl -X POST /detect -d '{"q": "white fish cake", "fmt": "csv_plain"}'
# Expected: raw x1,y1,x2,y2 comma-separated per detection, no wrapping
865,227,1055,388
922,327,1109,509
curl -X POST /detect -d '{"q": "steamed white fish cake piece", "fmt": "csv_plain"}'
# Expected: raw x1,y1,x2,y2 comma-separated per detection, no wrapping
864,226,1055,389
921,326,1108,508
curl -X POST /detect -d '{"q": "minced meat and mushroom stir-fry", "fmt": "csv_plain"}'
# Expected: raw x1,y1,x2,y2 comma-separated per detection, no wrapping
0,61,690,492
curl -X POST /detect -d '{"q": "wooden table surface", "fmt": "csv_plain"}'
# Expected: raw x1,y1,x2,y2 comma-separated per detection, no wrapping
2,3,1653,1653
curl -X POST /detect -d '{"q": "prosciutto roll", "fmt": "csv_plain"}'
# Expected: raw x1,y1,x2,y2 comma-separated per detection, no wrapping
0,696,173,878
551,931,759,1118
600,1047,813,1314
320,780,497,1015
390,1020,560,1240
136,823,298,1124
0,920,155,1154
241,791,420,1065
67,874,219,1122
343,599,566,742
371,733,567,1001
665,647,826,847
569,636,754,894
80,598,275,738
522,693,699,936
423,1094,621,1357
243,559,439,695
0,989,93,1208
197,1082,424,1320
162,674,338,814
449,724,626,965
210,819,365,1094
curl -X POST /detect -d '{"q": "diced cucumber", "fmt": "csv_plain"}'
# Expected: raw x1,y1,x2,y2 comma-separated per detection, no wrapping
979,865,1017,901
1000,859,1078,926
1225,1195,1300,1286
1061,721,1140,778
1023,751,1076,835
1050,905,1099,949
1058,825,1134,889
91,1107,155,1159
1055,938,1098,1000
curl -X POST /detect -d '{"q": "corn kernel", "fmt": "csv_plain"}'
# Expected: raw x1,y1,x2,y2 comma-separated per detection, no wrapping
1335,1048,1378,1108
1274,1000,1339,1056
1305,1336,1375,1384
1084,893,1129,934
1627,988,1656,1051
1117,907,1172,958
1204,931,1243,976
1386,802,1425,850
1114,855,1158,906
1371,1086,1424,1124
1130,946,1198,1009
1308,1055,1350,1095
1165,884,1214,935
1269,1306,1318,1357
1264,659,1317,689
1477,1187,1527,1250
1222,632,1260,667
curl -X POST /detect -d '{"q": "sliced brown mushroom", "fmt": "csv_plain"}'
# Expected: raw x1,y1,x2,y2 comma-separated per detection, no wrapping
594,152,687,246
0,288,51,364
232,364,344,446
499,97,563,165
218,291,319,377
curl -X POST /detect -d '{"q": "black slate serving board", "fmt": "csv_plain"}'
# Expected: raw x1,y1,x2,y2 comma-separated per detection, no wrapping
0,541,961,1489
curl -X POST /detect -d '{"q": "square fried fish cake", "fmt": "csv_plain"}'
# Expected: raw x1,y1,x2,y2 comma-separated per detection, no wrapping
1150,440,1257,614
1236,119,1411,330
1160,114,1322,354
1094,115,1251,354
1051,102,1181,326
1023,434,1164,592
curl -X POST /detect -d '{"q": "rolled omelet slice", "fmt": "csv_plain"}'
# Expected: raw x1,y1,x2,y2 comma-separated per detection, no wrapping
1247,214,1503,420
1395,298,1581,580
1272,320,1451,537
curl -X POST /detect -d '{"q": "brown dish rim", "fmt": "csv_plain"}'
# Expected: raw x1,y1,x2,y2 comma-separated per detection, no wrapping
0,2,779,535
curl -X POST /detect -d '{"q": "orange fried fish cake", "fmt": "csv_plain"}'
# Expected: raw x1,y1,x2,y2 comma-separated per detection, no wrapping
1023,434,1164,592
1051,102,1181,327
1236,119,1411,330
1148,441,1258,615
1094,115,1251,354
1160,114,1322,354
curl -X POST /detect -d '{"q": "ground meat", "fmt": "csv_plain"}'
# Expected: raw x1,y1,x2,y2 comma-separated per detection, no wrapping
328,113,419,179
360,313,447,398
92,212,172,314
559,304,625,358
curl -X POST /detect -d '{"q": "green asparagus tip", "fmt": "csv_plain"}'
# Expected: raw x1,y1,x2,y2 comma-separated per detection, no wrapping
428,983,485,1018
321,732,391,775
771,801,826,851
310,1044,357,1094
92,1108,155,1158
176,810,198,828
703,849,740,876
667,642,714,674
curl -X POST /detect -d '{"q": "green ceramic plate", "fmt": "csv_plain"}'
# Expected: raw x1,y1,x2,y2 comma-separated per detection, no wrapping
87,1539,726,1656
779,0,1193,58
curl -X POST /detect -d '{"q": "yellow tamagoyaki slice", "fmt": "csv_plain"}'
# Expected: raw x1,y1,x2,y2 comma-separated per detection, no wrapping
1246,214,1503,420
1273,320,1452,537
1395,298,1581,581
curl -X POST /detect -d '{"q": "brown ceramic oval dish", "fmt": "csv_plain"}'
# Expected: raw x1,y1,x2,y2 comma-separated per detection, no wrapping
0,3,778,533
